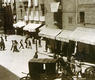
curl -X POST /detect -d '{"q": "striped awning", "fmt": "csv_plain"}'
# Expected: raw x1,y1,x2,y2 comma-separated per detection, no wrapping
29,58,58,63
56,30,72,42
13,20,26,28
23,23,41,32
39,27,62,39
69,27,95,45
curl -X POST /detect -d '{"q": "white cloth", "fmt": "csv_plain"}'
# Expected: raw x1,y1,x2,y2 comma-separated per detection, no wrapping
40,16,45,21
29,15,33,20
24,16,28,21
50,2,60,12
34,11,39,21
28,0,31,7
33,0,38,6
29,11,34,20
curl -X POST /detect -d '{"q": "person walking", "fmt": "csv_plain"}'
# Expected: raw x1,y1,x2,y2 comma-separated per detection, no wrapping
19,39,24,49
13,40,19,52
11,40,14,51
25,37,28,48
38,37,42,47
5,34,7,41
26,39,32,49
1,37,5,50
28,40,32,49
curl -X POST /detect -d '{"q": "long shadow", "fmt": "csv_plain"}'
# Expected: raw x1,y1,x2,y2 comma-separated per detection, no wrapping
0,65,19,80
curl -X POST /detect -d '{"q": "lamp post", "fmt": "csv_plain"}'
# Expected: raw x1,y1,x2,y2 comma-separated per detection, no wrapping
33,0,39,58
33,39,38,58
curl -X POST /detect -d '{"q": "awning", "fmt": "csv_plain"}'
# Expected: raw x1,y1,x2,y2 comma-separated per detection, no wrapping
23,23,41,32
69,27,95,45
56,30,72,42
39,27,62,39
13,20,26,28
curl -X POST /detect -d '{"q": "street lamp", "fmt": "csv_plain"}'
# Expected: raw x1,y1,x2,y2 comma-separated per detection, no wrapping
33,39,38,58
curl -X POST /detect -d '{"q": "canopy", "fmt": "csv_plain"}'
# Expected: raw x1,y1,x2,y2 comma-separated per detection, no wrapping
56,30,72,42
69,27,95,45
13,20,26,28
29,58,58,63
39,27,62,39
23,23,41,32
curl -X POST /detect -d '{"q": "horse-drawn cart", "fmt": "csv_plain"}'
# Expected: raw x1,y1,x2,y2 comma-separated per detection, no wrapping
20,58,61,80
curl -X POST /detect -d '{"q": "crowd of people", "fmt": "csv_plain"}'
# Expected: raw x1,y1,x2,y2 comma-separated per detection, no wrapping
10,37,37,52
0,35,41,53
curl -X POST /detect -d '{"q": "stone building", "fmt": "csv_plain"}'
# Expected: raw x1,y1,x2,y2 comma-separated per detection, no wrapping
15,0,26,21
38,0,95,56
62,0,95,30
44,0,62,29
43,0,95,30
14,0,45,23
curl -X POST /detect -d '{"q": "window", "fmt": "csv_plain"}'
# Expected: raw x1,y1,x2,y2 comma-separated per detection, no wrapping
69,17,72,24
54,10,62,29
53,0,62,29
19,5,23,17
23,1,28,11
40,4,45,16
80,12,85,23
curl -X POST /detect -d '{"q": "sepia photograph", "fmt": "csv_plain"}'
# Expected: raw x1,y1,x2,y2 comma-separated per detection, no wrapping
0,0,95,80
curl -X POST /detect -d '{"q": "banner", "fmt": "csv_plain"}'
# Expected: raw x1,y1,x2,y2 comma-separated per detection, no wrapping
28,0,31,7
50,2,60,12
40,16,45,21
34,11,39,21
29,11,34,20
24,16,28,21
33,0,38,6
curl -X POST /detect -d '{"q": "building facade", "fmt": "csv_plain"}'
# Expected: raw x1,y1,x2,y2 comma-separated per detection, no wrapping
62,0,95,30
43,0,95,30
0,0,4,34
44,0,62,29
14,0,45,23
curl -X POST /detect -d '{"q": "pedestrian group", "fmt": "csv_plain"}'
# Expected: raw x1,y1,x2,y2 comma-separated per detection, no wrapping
10,37,37,52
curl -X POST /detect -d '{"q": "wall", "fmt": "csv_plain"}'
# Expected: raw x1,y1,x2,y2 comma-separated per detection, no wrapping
62,0,95,30
44,0,61,29
62,0,77,30
78,0,95,28
16,0,26,21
